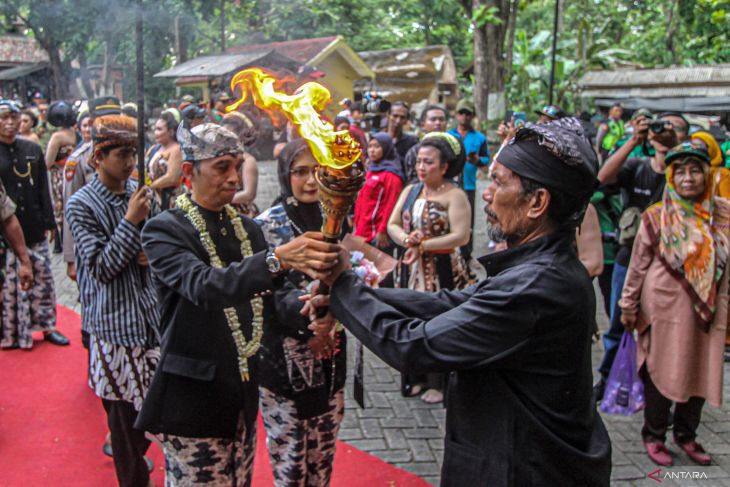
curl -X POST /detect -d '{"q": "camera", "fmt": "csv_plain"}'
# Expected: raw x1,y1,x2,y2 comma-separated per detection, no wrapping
649,120,668,134
362,92,391,114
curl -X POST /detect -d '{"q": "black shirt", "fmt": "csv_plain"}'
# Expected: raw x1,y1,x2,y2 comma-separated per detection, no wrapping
394,133,419,163
0,138,54,245
330,233,611,486
138,205,277,438
614,156,665,266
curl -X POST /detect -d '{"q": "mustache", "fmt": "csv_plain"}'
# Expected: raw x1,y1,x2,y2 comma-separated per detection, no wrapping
484,205,498,219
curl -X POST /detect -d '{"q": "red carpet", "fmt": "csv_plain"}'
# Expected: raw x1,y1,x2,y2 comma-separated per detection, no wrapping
0,305,429,486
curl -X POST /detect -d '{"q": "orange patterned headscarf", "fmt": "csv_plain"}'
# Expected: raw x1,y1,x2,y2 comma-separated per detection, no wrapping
659,149,730,327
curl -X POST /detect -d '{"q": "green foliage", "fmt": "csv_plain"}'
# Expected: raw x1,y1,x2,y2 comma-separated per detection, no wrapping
0,0,728,113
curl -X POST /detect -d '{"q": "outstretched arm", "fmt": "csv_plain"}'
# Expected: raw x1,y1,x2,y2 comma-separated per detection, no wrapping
328,271,533,374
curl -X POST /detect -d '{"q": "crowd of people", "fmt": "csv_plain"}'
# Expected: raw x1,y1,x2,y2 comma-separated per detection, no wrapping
2,86,730,487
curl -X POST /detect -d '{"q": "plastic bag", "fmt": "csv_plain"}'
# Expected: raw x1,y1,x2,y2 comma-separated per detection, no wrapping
599,331,645,416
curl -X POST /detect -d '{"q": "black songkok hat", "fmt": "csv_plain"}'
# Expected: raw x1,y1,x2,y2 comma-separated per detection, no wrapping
496,117,598,199
89,96,122,118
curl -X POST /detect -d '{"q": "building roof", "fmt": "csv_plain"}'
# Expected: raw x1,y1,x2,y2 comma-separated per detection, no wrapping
227,36,373,79
0,35,48,67
154,49,301,79
357,46,458,85
0,61,48,81
580,64,730,98
227,36,338,65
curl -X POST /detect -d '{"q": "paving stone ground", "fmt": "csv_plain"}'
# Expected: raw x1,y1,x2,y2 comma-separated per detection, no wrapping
51,161,730,486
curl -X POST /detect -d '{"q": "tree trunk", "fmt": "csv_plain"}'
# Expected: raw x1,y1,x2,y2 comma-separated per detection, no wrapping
664,0,679,64
42,41,68,99
77,50,95,99
473,16,490,125
504,0,518,88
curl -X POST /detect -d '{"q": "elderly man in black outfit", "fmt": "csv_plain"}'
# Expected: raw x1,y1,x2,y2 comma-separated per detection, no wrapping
308,118,612,486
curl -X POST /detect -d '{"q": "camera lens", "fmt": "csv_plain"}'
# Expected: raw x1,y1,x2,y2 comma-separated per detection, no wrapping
649,120,666,134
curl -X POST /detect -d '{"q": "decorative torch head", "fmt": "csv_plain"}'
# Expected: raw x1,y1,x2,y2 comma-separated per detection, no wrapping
229,68,364,240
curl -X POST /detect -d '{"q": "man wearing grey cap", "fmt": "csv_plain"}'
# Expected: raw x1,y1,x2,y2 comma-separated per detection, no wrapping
138,123,341,486
308,117,612,486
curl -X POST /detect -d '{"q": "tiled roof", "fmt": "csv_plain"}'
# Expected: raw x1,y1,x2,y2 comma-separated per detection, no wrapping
0,35,48,65
226,36,338,64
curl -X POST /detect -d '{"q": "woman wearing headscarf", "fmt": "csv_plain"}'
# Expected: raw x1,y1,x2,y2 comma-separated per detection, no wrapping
353,132,404,250
387,132,475,403
620,142,730,467
254,139,346,486
692,130,730,199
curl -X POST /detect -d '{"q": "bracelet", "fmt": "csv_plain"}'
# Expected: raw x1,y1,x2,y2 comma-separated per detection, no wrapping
418,241,426,254
403,236,411,247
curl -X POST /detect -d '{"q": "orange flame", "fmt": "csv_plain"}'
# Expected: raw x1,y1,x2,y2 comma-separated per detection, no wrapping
228,68,361,169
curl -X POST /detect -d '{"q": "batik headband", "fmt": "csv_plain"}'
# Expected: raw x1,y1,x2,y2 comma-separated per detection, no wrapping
422,132,462,156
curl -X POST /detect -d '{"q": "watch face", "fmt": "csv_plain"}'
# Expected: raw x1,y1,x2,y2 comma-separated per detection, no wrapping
266,253,281,272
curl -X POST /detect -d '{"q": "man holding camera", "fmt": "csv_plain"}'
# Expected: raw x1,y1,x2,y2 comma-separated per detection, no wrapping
593,111,690,400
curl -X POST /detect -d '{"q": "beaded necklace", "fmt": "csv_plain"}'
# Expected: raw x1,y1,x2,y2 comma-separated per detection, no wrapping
176,193,263,381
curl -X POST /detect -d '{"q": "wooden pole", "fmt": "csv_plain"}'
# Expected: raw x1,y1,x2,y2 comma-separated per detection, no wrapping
548,0,560,106
136,0,145,185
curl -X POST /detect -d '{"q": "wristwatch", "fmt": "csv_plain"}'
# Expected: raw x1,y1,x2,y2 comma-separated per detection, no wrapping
266,250,282,274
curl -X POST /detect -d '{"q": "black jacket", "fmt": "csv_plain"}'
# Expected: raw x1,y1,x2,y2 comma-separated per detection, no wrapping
329,233,611,487
0,138,54,245
137,206,276,438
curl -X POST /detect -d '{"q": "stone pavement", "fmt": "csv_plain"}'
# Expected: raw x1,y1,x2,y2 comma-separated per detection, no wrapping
50,161,730,486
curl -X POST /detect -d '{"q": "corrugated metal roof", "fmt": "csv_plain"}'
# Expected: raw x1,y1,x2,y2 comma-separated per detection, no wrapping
0,61,48,81
154,49,299,78
580,65,730,89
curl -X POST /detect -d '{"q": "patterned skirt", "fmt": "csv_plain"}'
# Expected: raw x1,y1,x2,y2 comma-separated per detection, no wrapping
1,241,56,349
88,333,160,411
49,164,64,230
260,386,344,487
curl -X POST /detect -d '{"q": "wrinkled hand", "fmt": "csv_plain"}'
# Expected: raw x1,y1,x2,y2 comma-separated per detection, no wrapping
375,232,390,250
66,262,77,281
402,246,420,265
125,187,152,225
137,251,149,267
275,231,341,281
18,259,33,291
620,310,637,330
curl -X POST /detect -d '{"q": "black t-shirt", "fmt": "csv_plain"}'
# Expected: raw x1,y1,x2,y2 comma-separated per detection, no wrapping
614,157,665,266
394,133,419,161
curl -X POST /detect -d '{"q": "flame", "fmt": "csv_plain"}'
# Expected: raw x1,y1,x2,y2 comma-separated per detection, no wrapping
228,68,361,169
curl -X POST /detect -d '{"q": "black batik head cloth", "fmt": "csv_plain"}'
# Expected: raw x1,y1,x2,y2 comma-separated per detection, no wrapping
496,117,598,226
177,123,244,163
497,117,598,196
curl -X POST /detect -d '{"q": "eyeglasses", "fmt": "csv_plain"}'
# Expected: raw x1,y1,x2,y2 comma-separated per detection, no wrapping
290,166,318,179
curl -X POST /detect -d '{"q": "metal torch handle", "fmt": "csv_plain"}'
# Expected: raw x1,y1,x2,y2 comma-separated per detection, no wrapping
314,235,337,318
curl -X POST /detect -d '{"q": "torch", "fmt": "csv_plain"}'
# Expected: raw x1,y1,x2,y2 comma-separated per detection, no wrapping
228,68,364,307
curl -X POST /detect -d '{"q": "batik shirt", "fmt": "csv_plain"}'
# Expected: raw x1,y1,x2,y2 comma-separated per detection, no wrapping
255,204,347,419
